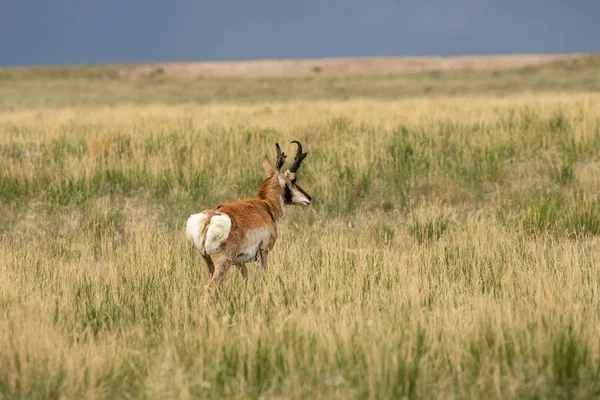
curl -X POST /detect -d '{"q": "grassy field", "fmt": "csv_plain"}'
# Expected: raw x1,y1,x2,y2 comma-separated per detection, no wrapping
1,56,600,399
1,54,600,110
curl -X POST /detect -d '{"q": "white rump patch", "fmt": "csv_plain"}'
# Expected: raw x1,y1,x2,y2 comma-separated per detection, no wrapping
186,213,209,254
204,214,232,255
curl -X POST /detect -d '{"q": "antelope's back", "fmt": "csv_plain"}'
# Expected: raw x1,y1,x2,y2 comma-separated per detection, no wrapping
216,199,277,236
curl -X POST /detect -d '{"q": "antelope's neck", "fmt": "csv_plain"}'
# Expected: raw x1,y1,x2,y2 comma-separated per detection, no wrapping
257,177,285,222
266,195,285,222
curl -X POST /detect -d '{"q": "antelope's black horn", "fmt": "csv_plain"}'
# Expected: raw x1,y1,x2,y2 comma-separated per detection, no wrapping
289,140,307,173
275,142,286,169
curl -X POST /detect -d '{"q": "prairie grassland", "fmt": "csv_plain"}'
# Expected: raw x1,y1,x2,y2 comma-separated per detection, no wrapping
1,54,600,110
2,68,600,398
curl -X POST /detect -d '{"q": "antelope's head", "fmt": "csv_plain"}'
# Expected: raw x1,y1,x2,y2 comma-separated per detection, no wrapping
262,141,312,206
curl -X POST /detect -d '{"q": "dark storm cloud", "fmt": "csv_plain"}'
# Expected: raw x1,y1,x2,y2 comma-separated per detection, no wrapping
0,0,598,66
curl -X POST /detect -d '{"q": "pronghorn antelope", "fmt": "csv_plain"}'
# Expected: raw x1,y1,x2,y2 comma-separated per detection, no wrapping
186,141,311,301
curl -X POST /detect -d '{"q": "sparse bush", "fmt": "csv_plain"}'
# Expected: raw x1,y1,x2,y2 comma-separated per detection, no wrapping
522,199,562,235
549,159,575,186
373,223,395,246
408,212,450,244
328,116,352,132
551,325,590,396
562,197,600,238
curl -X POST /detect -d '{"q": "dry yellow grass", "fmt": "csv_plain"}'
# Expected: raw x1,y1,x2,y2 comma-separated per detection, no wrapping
1,93,600,398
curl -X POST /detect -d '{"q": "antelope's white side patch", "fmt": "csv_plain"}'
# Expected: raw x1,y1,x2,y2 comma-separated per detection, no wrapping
205,214,232,255
235,227,270,263
186,213,209,254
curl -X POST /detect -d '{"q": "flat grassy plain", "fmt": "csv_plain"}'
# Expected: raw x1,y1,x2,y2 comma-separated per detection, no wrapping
1,56,600,399
2,54,600,110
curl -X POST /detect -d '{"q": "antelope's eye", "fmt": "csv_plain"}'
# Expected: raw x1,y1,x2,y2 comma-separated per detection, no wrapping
290,178,296,184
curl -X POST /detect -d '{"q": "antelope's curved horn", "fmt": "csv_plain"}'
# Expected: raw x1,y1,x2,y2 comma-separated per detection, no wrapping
275,142,286,170
289,140,307,173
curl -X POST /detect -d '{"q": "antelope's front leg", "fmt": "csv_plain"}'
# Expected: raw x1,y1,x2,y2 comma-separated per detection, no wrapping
257,249,269,276
236,263,248,280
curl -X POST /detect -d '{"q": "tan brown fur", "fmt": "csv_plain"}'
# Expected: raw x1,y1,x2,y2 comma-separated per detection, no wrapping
210,174,283,259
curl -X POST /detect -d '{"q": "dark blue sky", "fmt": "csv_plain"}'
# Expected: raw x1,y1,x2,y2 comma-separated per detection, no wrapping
1,0,599,66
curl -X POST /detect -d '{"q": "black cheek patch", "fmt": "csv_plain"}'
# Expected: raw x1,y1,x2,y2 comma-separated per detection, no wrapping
284,186,293,203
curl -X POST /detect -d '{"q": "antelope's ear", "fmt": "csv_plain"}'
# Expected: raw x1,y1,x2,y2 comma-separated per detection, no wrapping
262,155,275,176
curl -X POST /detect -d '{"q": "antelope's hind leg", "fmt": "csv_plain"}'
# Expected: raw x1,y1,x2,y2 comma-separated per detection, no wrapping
236,263,248,280
200,254,215,276
204,256,233,303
